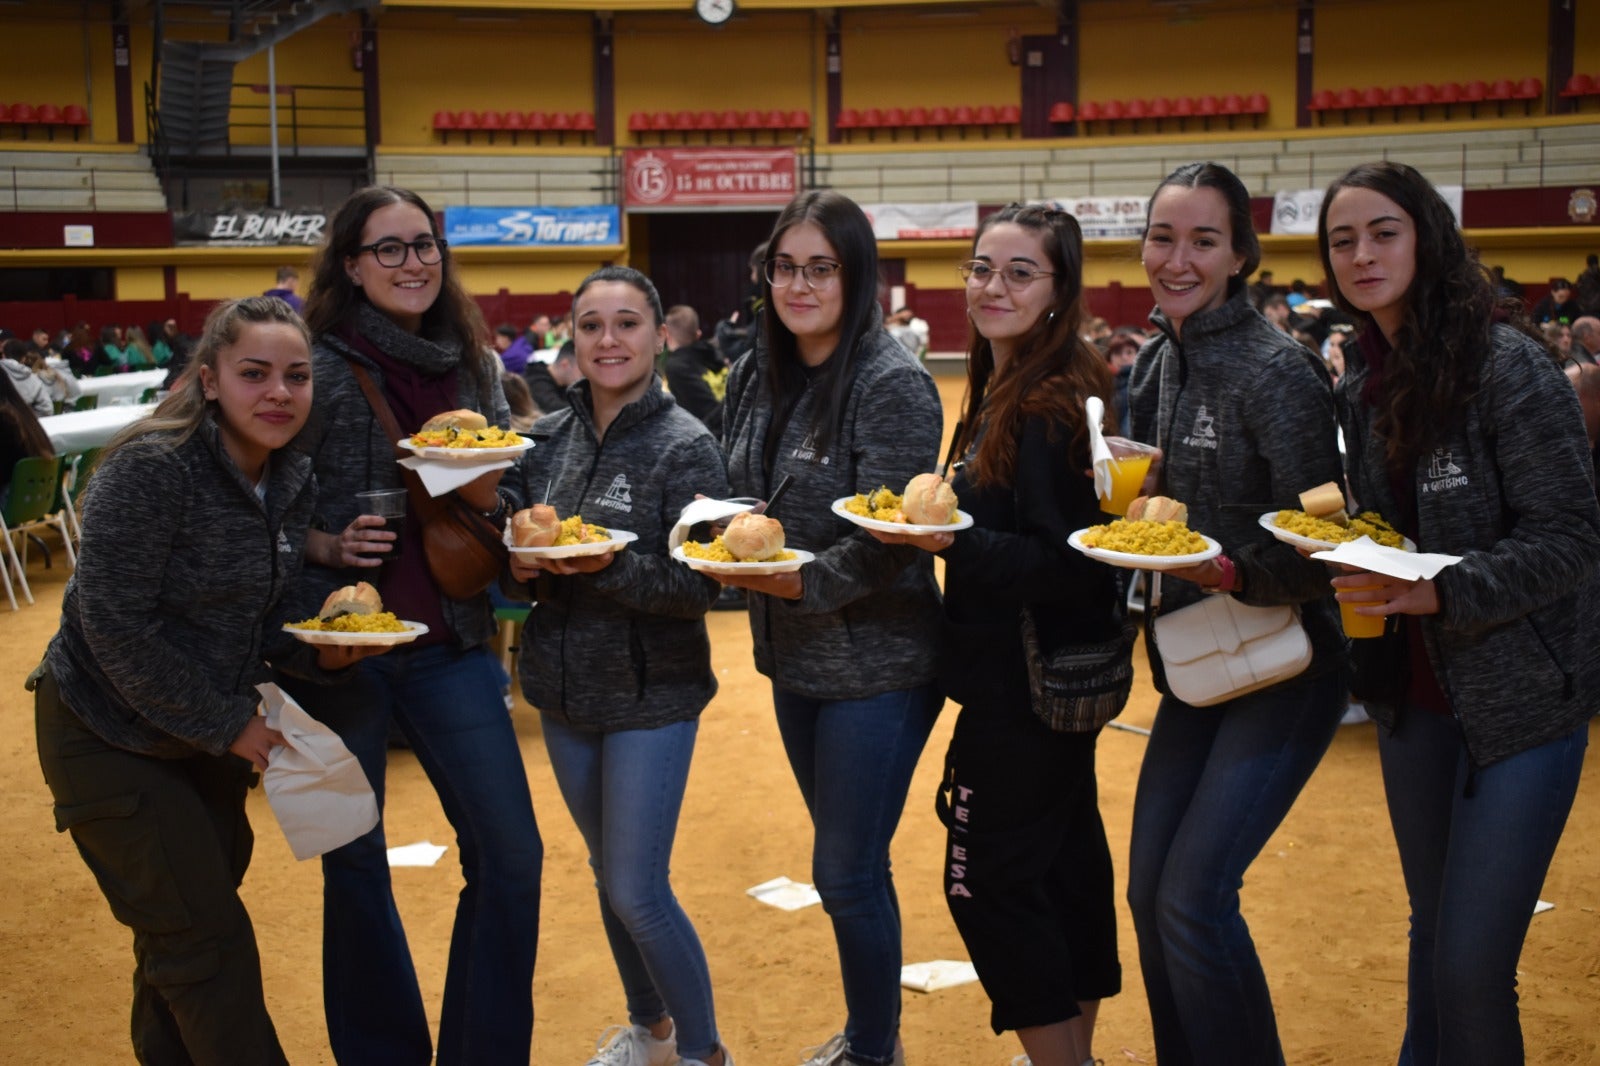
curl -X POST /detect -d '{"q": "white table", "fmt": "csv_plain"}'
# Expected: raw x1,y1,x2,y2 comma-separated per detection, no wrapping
41,403,157,453
75,369,167,404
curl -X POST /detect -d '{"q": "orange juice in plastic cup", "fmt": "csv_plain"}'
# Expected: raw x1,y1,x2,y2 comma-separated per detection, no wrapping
1102,437,1158,515
1339,586,1386,638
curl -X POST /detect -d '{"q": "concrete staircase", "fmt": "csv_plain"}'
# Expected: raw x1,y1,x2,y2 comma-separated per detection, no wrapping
0,150,167,211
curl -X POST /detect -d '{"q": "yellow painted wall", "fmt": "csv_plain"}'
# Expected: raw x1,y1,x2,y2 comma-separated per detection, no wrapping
456,261,614,297
839,7,1052,110
1576,5,1600,77
230,15,365,148
1080,3,1298,130
375,11,595,146
115,266,167,300
613,12,818,124
1315,0,1544,90
2,4,92,110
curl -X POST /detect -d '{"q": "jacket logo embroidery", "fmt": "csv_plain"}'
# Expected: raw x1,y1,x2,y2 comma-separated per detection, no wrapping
597,473,634,513
1421,449,1467,493
1182,404,1219,451
792,429,832,466
277,530,293,554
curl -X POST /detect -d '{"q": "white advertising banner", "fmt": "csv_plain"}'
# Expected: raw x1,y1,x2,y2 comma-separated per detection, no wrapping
863,201,977,240
1044,196,1149,240
1272,185,1463,234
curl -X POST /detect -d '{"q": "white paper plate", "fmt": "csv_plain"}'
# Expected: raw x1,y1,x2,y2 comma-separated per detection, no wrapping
1067,528,1222,571
1257,512,1415,553
830,496,974,536
282,621,430,647
508,529,638,558
672,544,814,575
398,437,533,461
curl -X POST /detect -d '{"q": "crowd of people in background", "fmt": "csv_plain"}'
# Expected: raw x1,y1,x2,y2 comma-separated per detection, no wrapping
15,169,1600,1066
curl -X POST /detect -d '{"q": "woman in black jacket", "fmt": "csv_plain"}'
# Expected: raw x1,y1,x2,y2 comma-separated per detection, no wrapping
1320,161,1600,1066
33,296,320,1065
871,203,1124,1066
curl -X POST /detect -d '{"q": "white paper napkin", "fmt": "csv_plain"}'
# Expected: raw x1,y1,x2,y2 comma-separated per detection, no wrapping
1311,536,1462,581
668,497,759,550
258,683,380,861
399,455,515,498
1086,395,1113,504
388,842,449,867
746,875,822,911
900,959,980,993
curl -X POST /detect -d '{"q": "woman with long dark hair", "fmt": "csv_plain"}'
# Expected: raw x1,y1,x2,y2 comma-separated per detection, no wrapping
1124,162,1347,1064
33,296,318,1064
0,367,55,506
870,203,1124,1066
272,185,541,1066
716,189,944,1066
1320,161,1599,1066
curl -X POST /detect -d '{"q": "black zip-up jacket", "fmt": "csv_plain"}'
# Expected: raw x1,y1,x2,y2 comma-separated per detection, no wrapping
46,418,316,758
1128,289,1346,693
721,325,943,700
1337,323,1600,767
509,378,728,732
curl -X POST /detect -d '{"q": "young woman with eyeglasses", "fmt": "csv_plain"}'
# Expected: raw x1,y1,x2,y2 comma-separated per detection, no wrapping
1320,162,1599,1066
716,189,944,1066
270,185,541,1066
1124,162,1348,1065
869,204,1125,1066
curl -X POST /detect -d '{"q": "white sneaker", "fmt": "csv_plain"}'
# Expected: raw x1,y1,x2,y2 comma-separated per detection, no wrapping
586,1022,677,1066
798,1034,904,1066
1010,1057,1032,1066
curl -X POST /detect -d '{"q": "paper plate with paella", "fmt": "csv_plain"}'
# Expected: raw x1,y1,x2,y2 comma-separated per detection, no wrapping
673,512,813,575
1069,495,1221,571
1258,480,1415,553
282,582,430,647
399,410,532,461
832,475,973,536
505,507,637,559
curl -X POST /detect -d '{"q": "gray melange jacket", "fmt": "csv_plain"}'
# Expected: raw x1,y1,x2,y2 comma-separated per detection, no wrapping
267,328,516,678
45,418,316,758
1128,289,1346,692
508,378,728,732
721,325,943,699
1337,322,1600,767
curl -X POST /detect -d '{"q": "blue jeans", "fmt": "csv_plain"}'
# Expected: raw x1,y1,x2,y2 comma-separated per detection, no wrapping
772,682,942,1065
542,715,722,1061
282,644,542,1066
1126,670,1345,1066
1379,710,1587,1066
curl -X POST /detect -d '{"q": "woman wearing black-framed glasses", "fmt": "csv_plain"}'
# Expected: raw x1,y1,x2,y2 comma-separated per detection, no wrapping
269,185,541,1066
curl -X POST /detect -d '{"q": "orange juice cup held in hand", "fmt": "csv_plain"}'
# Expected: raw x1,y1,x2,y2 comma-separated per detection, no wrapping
1340,586,1386,638
1102,438,1158,516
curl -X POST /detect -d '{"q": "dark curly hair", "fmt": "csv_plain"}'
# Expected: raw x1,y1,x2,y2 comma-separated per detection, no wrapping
1317,162,1531,466
953,203,1112,489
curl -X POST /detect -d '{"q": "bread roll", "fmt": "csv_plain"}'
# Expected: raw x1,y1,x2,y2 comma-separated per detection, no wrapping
421,409,488,433
901,473,958,525
1298,481,1349,526
1126,495,1188,524
723,512,786,561
511,505,560,548
321,581,382,619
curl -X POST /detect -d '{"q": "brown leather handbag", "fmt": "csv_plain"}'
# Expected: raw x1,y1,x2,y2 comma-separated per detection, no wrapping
349,364,508,600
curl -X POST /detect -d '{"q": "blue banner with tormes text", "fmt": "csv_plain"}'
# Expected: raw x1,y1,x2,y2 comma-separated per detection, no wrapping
442,205,620,247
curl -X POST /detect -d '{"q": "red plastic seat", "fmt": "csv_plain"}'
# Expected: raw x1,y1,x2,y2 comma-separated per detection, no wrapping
1332,88,1359,121
1047,100,1074,126
997,104,1020,130
1558,73,1594,98
501,110,527,142
478,110,505,142
1125,98,1150,131
762,109,787,139
61,102,89,139
882,107,907,140
694,110,717,135
648,111,673,134
455,110,482,143
1486,78,1515,102
1172,96,1196,124
950,104,976,134
1462,79,1488,116
432,110,458,141
858,106,884,141
548,110,574,143
787,110,809,133
1219,93,1243,127
927,105,954,139
1512,77,1543,113
738,110,764,134
670,111,695,142
835,107,860,139
1077,100,1103,134
716,109,740,140
627,111,651,138
970,103,996,137
1195,94,1220,127
569,111,594,143
1148,97,1173,130
1381,84,1411,121
1101,99,1126,126
35,102,64,140
904,106,929,140
1308,88,1334,118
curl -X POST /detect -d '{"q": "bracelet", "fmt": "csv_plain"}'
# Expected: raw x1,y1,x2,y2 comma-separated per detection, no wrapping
1213,554,1238,593
480,492,509,524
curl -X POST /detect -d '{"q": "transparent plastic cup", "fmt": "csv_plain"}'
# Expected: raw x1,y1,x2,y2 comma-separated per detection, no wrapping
1102,437,1160,516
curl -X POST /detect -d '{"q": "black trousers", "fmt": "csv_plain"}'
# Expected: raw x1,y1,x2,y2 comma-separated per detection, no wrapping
34,669,288,1066
939,699,1122,1034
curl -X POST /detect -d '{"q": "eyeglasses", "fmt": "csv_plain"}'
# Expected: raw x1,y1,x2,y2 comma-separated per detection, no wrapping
959,260,1056,289
765,258,842,290
357,237,447,268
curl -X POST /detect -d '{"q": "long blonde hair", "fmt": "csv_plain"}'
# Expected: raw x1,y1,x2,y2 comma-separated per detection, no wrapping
102,296,310,462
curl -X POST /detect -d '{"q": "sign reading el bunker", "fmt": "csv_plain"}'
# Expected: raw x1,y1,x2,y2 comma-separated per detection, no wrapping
443,205,620,247
623,148,797,210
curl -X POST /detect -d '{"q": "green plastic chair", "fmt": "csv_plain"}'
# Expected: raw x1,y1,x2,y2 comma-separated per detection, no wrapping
73,394,99,411
494,603,533,686
138,387,158,404
54,447,101,545
2,455,68,609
